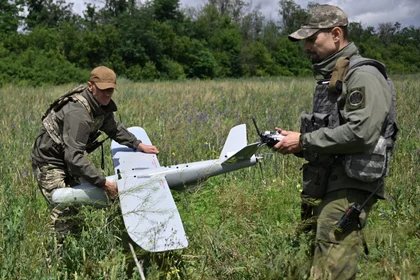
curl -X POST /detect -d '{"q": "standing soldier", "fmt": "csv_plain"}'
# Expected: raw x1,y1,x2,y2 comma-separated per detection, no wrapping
32,66,159,235
273,5,397,279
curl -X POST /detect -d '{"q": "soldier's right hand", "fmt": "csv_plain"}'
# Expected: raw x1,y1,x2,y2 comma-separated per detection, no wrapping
273,129,302,155
103,180,118,200
137,143,159,154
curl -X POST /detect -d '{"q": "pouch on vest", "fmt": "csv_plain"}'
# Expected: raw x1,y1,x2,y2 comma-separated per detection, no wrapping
300,113,330,133
343,136,387,182
300,113,331,162
302,163,332,198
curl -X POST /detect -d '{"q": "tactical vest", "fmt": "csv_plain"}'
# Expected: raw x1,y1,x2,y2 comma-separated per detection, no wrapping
42,86,105,148
301,56,398,182
300,77,341,165
299,72,341,198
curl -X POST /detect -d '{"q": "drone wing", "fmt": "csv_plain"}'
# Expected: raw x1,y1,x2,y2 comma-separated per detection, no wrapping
111,127,188,252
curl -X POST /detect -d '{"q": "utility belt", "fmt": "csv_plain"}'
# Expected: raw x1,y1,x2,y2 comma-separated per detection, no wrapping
300,113,390,199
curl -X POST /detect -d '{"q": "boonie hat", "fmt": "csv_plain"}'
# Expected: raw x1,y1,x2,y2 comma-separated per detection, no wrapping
288,4,348,42
90,66,117,90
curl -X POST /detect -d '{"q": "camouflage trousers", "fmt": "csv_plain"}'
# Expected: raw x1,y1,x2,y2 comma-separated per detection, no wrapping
310,188,377,280
32,160,81,236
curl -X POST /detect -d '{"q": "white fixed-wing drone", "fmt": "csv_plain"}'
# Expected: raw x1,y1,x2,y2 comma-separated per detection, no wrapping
51,124,260,252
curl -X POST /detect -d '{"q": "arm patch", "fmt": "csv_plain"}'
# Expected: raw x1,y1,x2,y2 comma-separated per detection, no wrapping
346,86,366,111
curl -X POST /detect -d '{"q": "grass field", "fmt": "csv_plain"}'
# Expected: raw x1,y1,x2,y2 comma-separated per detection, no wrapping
0,76,419,279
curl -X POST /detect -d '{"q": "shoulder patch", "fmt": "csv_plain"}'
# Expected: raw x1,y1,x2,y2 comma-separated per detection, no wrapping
346,86,365,111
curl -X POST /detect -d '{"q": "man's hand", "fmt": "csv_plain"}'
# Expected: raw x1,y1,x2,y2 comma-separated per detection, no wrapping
273,128,302,154
137,143,159,154
103,180,118,200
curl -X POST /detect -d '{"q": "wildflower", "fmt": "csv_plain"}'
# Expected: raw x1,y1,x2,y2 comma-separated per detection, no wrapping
169,268,180,275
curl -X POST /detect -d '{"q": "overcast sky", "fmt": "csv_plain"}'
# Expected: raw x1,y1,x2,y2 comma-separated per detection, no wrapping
70,0,420,29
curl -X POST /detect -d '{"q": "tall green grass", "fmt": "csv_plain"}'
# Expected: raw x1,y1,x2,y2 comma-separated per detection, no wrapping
0,76,418,279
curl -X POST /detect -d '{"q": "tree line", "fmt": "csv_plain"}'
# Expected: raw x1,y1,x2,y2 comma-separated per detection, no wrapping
1,0,420,86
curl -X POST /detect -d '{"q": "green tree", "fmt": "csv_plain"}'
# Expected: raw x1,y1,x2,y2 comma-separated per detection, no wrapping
0,0,23,34
348,22,364,45
152,0,182,22
240,9,265,43
378,22,400,46
241,41,281,77
82,3,101,30
103,0,135,17
210,26,243,77
208,0,248,22
278,0,308,35
24,0,73,30
174,38,218,79
0,0,419,86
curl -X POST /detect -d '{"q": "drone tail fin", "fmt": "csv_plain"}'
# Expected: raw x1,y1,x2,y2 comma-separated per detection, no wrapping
218,124,260,165
219,124,247,160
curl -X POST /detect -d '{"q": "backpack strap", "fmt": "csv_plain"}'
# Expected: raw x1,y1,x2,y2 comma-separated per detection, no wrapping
72,93,93,118
42,85,86,120
329,56,388,95
41,86,93,148
349,59,388,79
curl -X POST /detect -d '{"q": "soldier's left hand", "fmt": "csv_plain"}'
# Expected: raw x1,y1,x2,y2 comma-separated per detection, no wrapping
138,143,159,154
273,129,302,154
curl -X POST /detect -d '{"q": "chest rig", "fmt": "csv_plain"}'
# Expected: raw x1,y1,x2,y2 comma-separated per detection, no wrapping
300,66,344,165
298,63,346,198
42,86,105,149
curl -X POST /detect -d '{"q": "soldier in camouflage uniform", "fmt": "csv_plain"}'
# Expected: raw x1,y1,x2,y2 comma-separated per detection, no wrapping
32,66,159,235
273,5,397,280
